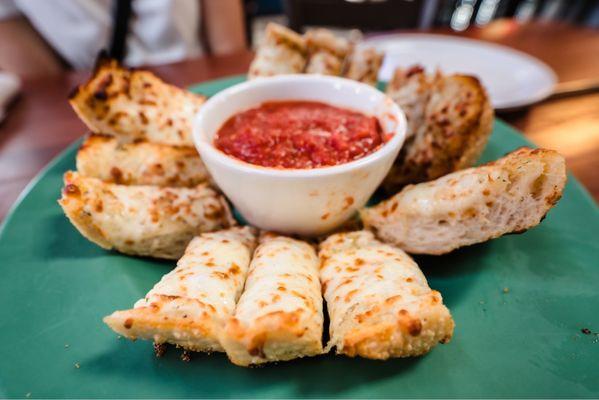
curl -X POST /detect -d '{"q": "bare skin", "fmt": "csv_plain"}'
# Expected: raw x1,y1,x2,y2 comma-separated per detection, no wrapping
0,16,63,79
0,0,247,79
202,0,247,55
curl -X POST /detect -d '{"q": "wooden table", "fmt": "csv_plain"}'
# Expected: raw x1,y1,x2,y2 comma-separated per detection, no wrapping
0,20,597,221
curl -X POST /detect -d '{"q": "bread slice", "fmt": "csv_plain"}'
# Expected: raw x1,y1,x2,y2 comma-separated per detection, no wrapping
361,147,567,255
384,67,494,190
104,227,257,352
248,23,307,79
304,28,351,76
59,171,233,259
344,47,384,86
77,134,209,187
221,233,323,366
69,55,204,146
385,66,432,141
319,230,454,359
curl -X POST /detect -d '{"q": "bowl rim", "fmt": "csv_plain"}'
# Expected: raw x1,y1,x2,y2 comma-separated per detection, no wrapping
193,74,407,178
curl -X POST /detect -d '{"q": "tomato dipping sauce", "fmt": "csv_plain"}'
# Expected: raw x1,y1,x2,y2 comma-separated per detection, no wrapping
213,101,386,169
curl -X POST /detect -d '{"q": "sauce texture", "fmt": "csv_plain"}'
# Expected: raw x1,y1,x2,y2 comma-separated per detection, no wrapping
214,101,385,169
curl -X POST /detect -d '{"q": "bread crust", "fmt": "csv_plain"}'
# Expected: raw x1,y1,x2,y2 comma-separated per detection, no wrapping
69,56,204,146
384,67,494,190
319,231,454,359
221,234,323,366
59,171,233,259
362,147,567,254
104,227,257,351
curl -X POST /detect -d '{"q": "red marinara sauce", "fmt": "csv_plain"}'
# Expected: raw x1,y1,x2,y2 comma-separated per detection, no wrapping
213,101,386,169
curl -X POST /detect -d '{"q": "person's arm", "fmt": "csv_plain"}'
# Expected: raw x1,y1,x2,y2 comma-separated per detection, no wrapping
0,16,63,79
201,0,247,55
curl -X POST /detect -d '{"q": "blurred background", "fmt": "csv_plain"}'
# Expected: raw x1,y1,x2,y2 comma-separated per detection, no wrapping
0,0,597,78
0,0,598,219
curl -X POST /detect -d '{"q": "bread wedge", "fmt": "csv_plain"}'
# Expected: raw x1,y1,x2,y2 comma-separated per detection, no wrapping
77,134,209,187
361,147,567,255
344,47,384,86
384,67,494,190
104,227,257,352
59,171,233,259
319,230,454,359
248,23,307,78
304,28,351,76
69,55,204,146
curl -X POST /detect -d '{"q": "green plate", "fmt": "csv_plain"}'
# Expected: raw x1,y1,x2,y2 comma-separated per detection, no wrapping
1,76,598,399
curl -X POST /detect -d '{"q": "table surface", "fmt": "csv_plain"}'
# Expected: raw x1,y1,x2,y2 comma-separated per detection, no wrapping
0,20,597,221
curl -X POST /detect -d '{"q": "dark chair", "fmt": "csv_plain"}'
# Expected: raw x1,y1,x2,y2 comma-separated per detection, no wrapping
244,0,286,44
283,0,426,32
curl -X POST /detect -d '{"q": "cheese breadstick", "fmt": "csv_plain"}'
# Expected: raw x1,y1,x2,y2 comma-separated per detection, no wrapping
319,230,454,359
221,233,323,366
104,227,257,352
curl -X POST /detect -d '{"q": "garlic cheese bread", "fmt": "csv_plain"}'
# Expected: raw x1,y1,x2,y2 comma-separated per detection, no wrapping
221,233,323,366
384,67,494,189
59,171,233,259
104,227,257,352
362,148,567,255
77,134,209,187
344,47,384,86
248,23,307,79
319,231,454,359
304,29,351,76
385,66,432,141
69,55,204,146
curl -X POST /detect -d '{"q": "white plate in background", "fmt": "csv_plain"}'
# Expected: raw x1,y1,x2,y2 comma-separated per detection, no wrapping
364,34,557,110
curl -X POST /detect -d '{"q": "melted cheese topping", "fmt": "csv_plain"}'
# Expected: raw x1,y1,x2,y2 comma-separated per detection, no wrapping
397,167,509,216
220,234,324,365
234,235,322,324
321,232,426,339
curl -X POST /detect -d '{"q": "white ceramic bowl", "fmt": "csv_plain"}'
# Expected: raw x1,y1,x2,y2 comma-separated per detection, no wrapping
193,74,406,236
